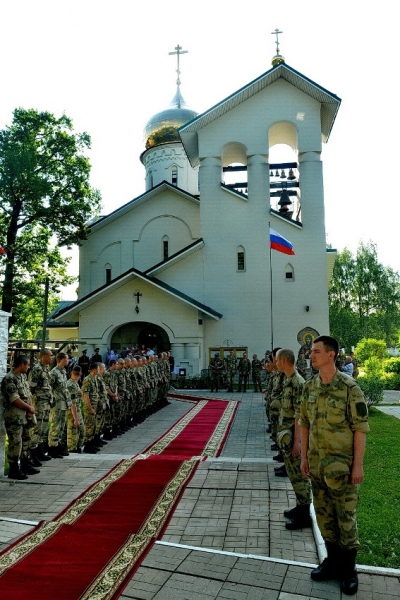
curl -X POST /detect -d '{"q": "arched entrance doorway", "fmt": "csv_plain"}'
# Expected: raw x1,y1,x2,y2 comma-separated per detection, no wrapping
110,322,170,354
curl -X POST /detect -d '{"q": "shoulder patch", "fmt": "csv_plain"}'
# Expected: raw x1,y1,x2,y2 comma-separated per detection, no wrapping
356,402,368,417
338,371,357,388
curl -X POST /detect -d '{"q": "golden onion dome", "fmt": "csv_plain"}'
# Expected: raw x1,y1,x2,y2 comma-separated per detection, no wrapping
143,86,198,150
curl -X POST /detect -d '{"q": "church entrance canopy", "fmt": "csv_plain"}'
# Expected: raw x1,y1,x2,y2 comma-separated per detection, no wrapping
110,322,169,354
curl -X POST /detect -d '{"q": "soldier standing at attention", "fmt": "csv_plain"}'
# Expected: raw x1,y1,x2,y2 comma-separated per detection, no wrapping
209,352,224,392
275,349,312,528
296,352,307,380
300,335,369,596
78,349,90,378
251,354,262,392
237,352,251,393
82,363,100,453
66,366,85,453
48,352,71,458
1,355,37,480
29,348,54,464
225,349,236,393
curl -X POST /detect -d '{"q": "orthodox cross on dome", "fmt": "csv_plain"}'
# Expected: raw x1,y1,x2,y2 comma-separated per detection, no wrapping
168,45,188,87
271,28,283,55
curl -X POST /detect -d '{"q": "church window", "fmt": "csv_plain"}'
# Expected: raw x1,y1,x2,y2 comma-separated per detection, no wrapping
222,143,248,197
172,167,178,187
237,246,245,271
105,266,112,284
268,124,301,222
162,235,169,260
285,264,294,281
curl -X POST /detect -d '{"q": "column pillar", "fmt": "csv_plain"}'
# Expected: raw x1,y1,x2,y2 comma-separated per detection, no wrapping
247,154,269,207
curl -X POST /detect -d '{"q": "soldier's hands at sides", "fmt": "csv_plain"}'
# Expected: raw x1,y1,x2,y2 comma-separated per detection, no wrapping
350,464,364,484
301,458,310,479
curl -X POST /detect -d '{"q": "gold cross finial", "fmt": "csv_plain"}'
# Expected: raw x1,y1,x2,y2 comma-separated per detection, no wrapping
168,44,188,86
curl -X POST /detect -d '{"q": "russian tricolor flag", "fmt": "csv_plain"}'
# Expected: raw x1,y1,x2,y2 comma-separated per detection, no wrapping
270,228,295,255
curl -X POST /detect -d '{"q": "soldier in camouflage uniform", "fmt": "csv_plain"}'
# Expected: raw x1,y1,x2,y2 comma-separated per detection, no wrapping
300,335,369,596
66,365,85,453
251,354,262,392
82,363,100,453
209,353,224,392
115,359,127,432
95,363,109,446
335,348,345,371
350,352,359,378
237,353,251,393
225,350,236,393
29,348,54,463
48,352,71,458
269,348,285,447
103,359,118,438
1,355,38,479
275,349,311,529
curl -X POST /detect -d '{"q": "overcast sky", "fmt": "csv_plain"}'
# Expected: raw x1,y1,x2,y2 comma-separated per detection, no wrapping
1,0,399,298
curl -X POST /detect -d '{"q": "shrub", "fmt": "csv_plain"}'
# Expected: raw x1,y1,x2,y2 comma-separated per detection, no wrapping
383,357,400,374
358,376,385,406
355,339,388,365
379,372,400,390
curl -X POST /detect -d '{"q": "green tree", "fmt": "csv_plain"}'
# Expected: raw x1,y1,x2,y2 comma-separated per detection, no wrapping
0,108,101,326
354,338,388,365
329,243,400,348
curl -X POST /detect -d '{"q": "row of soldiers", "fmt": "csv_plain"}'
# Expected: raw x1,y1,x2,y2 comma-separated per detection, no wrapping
1,349,172,480
263,341,368,596
209,350,264,393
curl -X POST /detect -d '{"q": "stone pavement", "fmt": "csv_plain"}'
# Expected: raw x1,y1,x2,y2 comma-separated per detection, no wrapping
0,392,399,600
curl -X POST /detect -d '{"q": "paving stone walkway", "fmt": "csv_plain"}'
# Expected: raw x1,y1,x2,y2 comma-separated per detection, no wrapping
1,392,399,600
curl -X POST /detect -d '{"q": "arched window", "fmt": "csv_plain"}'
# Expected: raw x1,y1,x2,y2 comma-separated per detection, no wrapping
237,245,245,272
268,123,301,222
171,166,178,187
222,142,248,197
105,263,112,284
285,263,294,282
162,235,169,261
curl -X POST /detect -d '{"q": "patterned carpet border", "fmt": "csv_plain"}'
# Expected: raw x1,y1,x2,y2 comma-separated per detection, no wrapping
81,459,198,600
201,400,238,457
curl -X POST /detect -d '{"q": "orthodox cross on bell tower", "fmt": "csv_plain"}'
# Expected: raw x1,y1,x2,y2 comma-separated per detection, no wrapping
168,45,188,87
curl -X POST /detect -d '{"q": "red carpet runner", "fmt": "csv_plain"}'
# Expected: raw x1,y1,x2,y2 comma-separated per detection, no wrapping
0,397,237,600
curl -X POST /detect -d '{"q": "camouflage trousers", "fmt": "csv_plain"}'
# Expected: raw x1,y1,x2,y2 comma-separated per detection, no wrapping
95,407,106,435
104,404,112,429
30,400,51,449
66,407,85,451
48,406,67,447
283,451,312,506
226,372,235,391
83,401,97,442
269,399,281,442
238,373,249,390
252,373,262,391
310,470,360,549
5,416,35,462
210,373,222,391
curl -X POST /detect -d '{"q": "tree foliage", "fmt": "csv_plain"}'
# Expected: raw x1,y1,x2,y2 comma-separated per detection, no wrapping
0,108,101,327
329,243,400,349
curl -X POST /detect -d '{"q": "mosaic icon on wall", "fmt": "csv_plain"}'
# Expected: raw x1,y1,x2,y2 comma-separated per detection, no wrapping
297,327,320,358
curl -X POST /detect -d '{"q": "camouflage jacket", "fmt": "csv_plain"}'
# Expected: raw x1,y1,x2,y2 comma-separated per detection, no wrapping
225,355,237,374
29,363,53,405
96,374,108,409
104,369,118,395
300,371,369,473
279,370,305,430
270,371,286,406
82,374,99,408
251,359,262,375
209,357,224,372
1,370,32,422
50,366,71,409
238,358,251,374
115,368,126,396
67,379,82,410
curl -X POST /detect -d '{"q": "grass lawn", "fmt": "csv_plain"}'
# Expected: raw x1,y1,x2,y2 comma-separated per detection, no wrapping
357,407,400,568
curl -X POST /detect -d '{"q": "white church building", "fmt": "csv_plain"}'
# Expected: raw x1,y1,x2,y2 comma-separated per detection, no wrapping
56,46,340,374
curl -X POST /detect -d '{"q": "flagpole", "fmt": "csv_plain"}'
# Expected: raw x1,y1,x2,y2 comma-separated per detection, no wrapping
269,223,274,350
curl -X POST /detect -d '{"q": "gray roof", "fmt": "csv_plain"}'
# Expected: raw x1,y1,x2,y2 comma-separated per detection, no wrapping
179,62,341,166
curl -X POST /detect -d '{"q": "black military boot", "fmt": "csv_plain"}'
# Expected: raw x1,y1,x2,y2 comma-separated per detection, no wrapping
311,542,341,581
275,465,288,477
340,548,358,595
37,443,52,461
8,461,28,480
83,441,97,454
48,445,64,459
30,448,42,467
285,504,312,529
273,452,284,462
20,457,40,475
283,505,298,518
